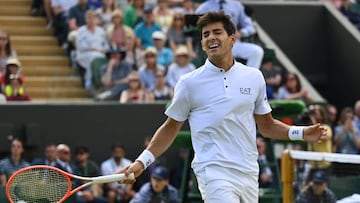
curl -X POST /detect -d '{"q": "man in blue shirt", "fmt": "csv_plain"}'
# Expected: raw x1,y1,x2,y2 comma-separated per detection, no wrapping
195,0,264,68
130,166,179,203
135,6,162,49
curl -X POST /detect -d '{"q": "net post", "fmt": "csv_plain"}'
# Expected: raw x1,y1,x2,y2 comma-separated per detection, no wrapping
281,149,294,203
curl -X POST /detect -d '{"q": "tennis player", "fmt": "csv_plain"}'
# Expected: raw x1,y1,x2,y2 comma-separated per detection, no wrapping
118,11,328,202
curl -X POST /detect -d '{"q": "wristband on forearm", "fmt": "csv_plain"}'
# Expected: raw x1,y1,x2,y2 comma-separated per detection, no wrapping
135,149,155,169
288,126,304,140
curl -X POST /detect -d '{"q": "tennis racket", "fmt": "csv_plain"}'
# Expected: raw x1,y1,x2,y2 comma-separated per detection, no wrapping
6,165,134,203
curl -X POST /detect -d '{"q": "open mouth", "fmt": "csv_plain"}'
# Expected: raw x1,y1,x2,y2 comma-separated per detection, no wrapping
208,43,220,50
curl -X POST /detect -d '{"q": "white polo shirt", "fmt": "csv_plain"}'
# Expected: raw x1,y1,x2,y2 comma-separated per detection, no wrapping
165,59,272,176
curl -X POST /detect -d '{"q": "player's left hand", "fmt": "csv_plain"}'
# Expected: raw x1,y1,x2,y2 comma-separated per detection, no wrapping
303,123,328,143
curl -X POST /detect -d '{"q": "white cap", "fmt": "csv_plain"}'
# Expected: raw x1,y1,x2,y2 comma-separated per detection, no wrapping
152,31,166,41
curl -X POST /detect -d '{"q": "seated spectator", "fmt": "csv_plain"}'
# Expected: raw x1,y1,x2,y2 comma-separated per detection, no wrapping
95,47,133,101
134,6,162,49
32,143,58,166
130,166,179,203
334,107,360,154
101,144,135,203
106,9,134,49
256,137,274,188
76,10,109,89
260,51,283,99
55,144,79,174
67,0,90,52
278,72,312,102
96,0,117,30
0,138,30,186
152,31,173,68
119,71,154,103
4,73,31,101
51,0,78,47
152,0,175,34
138,47,165,91
1,57,25,92
167,12,195,58
75,146,108,203
166,45,195,88
115,0,129,12
124,31,145,70
295,171,336,203
0,30,17,81
152,70,173,102
124,0,145,28
169,148,188,190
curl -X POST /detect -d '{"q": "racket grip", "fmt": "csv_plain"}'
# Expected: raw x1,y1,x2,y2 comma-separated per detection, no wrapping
92,173,135,184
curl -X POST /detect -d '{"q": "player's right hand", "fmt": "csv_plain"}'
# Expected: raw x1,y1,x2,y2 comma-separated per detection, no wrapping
116,161,144,184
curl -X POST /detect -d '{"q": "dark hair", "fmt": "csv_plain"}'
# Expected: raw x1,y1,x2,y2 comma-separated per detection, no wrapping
75,146,90,154
0,31,12,57
196,11,236,38
111,143,125,151
285,72,302,93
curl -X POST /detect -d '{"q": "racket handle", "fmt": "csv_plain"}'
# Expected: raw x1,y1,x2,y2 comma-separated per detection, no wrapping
92,173,135,184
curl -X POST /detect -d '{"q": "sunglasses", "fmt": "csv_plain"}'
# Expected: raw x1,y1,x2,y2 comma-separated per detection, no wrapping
174,17,183,21
0,37,7,41
145,54,155,58
129,79,140,82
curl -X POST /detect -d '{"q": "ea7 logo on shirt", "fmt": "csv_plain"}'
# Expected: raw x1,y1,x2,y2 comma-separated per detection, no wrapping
240,87,251,95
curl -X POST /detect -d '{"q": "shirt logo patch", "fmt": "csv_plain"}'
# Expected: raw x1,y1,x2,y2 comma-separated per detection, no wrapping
240,87,251,95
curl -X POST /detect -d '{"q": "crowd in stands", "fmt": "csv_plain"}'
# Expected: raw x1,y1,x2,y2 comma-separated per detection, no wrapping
0,139,183,203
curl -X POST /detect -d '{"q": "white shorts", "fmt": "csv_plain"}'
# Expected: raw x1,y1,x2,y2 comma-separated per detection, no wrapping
194,165,259,203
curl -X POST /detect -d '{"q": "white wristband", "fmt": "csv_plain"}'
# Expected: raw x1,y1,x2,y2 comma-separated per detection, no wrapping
288,126,304,140
136,149,155,169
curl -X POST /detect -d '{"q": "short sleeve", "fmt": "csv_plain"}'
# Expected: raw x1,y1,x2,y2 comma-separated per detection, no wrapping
254,73,272,115
165,77,191,122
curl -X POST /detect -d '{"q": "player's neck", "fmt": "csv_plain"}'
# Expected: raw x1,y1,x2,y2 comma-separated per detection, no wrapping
209,56,234,71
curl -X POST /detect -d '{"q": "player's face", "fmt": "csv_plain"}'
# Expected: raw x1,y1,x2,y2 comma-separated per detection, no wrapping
201,22,235,60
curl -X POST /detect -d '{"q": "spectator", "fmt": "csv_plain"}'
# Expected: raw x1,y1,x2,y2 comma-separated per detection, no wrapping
295,171,337,203
96,47,133,101
76,10,110,90
256,136,274,188
106,9,134,49
168,0,195,14
130,166,180,203
339,0,360,30
138,47,165,91
0,30,17,80
4,73,31,101
124,0,145,28
153,0,175,34
353,100,360,132
51,0,78,47
134,6,162,49
101,144,135,203
195,0,264,68
115,0,129,12
96,0,117,30
32,144,58,166
119,71,154,103
0,138,30,186
326,103,338,152
55,144,78,174
74,146,108,203
124,31,145,70
334,106,360,154
306,104,333,181
152,69,173,102
166,45,195,88
278,72,312,102
152,31,173,68
67,0,90,53
167,12,195,58
260,52,283,99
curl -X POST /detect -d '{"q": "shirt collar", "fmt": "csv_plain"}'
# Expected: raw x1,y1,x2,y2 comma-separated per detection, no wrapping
204,58,237,73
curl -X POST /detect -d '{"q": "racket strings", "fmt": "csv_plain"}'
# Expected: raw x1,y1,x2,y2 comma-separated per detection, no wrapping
8,168,70,203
